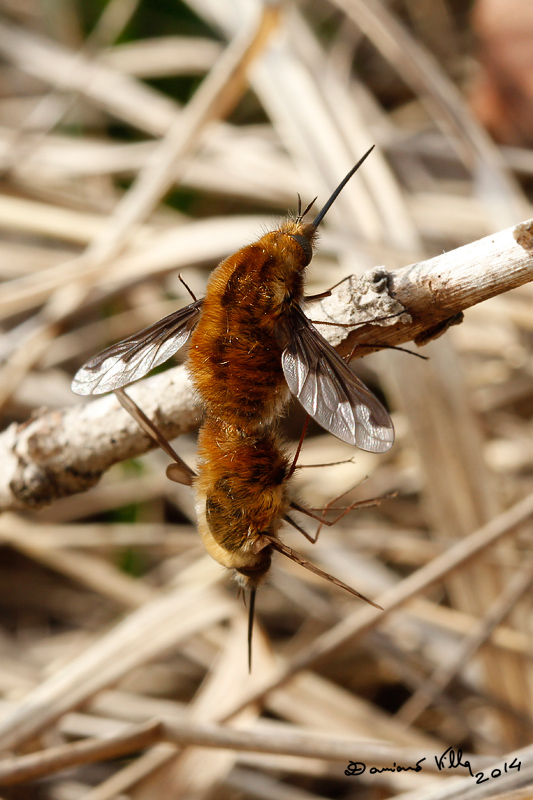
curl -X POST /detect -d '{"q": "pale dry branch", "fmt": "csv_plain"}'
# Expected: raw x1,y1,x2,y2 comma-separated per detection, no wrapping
0,215,264,319
0,129,295,205
7,711,528,798
148,718,474,774
0,366,200,511
79,744,178,800
1,217,533,512
0,711,492,788
0,720,161,786
101,36,223,78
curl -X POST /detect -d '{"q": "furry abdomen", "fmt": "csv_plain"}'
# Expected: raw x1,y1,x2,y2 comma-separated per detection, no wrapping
194,419,290,573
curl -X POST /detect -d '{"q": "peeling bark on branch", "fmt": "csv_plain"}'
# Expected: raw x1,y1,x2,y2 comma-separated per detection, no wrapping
327,218,533,358
1,217,533,512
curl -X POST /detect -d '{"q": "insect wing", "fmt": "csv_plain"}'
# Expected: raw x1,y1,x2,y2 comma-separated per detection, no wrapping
71,299,203,395
281,306,394,453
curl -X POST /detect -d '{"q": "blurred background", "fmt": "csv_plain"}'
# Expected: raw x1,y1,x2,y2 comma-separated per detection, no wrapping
0,0,532,798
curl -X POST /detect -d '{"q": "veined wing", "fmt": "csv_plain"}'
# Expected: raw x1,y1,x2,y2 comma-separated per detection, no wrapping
71,298,203,395
281,305,394,453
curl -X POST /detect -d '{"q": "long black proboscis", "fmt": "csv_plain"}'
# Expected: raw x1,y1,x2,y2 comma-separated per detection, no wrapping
248,587,256,674
311,145,375,230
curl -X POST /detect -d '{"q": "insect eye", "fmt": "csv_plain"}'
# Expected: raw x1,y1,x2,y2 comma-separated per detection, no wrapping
290,234,313,266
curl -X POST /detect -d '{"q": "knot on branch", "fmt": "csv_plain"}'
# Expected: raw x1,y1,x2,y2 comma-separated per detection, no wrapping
513,220,533,253
309,268,410,348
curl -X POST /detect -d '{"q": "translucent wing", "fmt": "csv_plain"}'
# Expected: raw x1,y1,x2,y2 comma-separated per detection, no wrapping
281,305,394,453
72,299,203,395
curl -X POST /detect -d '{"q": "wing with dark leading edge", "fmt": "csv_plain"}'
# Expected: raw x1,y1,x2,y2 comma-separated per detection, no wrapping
71,299,203,395
280,305,394,453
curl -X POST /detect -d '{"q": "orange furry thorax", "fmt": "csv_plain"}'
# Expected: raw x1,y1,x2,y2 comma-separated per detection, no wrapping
187,219,316,429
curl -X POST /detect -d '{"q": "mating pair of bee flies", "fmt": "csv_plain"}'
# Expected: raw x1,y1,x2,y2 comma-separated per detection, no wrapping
72,146,394,664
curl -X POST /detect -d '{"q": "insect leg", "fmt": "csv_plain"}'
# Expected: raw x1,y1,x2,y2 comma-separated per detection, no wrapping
304,275,351,302
297,457,354,469
287,487,378,542
310,493,386,542
114,387,195,486
247,587,256,674
306,310,404,328
291,473,394,541
286,416,310,480
346,341,428,363
289,495,382,543
260,534,382,609
178,273,197,302
283,513,316,543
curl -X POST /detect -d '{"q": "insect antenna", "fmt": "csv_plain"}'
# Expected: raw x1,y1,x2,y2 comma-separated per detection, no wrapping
248,587,257,673
260,534,382,609
299,196,317,221
114,387,195,486
311,145,375,230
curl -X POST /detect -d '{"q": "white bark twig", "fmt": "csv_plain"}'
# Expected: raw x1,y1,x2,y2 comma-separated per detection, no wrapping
1,217,532,513
0,368,201,511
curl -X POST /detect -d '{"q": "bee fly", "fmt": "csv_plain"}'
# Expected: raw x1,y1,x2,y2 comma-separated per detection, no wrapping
72,146,394,454
73,147,393,667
